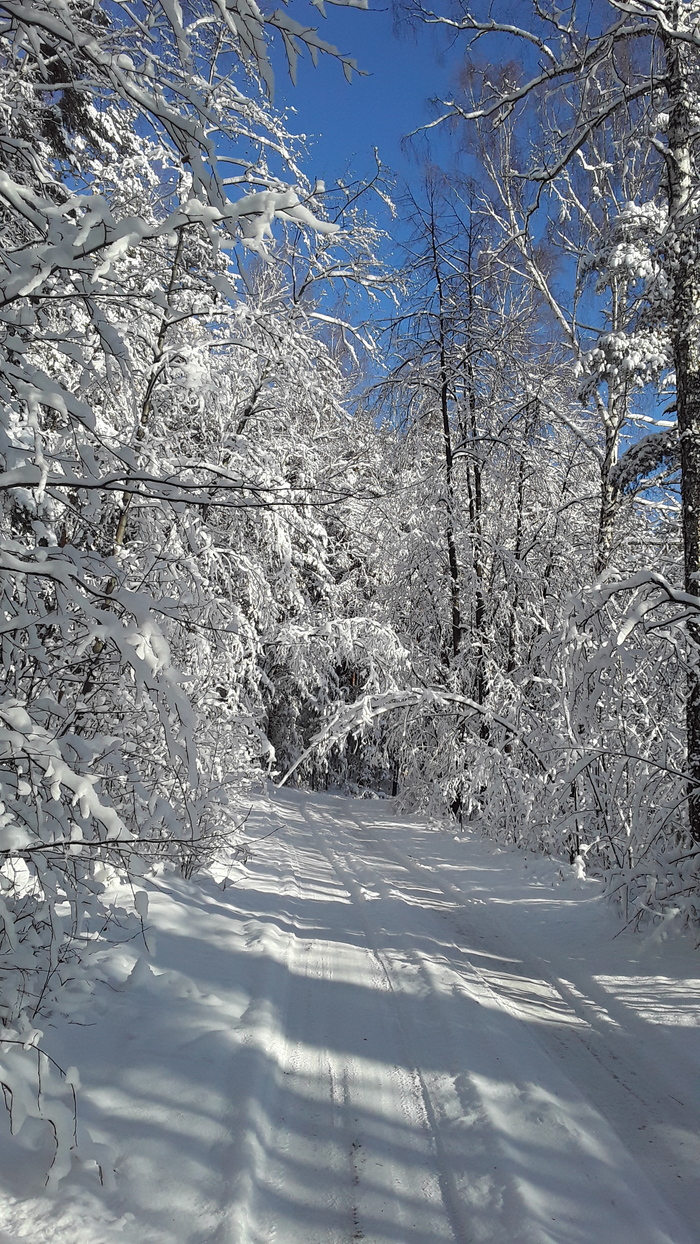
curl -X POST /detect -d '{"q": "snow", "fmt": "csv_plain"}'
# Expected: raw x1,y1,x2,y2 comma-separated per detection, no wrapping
0,790,698,1244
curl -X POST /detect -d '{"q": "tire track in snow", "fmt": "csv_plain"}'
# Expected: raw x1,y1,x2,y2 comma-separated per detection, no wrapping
306,799,696,1244
311,807,534,1242
212,791,697,1244
217,818,366,1244
353,808,700,1224
221,806,417,1244
310,851,460,1240
214,830,304,1244
305,802,474,1244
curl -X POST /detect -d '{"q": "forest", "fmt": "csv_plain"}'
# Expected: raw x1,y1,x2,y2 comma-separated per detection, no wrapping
0,0,699,1203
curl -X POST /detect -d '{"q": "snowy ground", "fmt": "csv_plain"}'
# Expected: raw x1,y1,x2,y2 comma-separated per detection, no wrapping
0,790,698,1244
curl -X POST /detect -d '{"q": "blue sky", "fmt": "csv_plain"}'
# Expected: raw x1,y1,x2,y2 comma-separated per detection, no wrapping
264,4,673,437
270,6,459,190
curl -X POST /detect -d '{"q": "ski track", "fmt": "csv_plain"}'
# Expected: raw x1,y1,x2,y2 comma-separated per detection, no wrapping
0,790,698,1243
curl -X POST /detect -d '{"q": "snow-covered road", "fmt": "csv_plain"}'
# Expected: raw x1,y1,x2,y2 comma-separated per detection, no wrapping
0,791,698,1244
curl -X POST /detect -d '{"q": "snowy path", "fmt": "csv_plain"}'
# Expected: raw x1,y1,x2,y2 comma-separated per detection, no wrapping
0,791,698,1243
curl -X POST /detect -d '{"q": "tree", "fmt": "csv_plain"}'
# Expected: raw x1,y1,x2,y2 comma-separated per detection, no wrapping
365,174,585,821
407,0,700,841
0,0,374,1176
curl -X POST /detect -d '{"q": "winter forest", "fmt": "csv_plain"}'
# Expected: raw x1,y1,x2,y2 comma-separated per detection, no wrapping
1,0,700,1232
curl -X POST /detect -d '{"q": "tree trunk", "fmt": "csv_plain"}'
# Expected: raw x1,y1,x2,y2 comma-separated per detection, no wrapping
595,414,622,578
665,16,700,842
440,351,462,660
430,215,462,664
462,369,490,726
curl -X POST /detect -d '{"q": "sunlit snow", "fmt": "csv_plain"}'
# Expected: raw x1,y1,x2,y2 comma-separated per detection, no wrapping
0,791,697,1244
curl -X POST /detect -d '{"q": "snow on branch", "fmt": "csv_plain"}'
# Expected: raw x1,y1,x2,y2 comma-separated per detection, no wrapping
610,426,679,493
